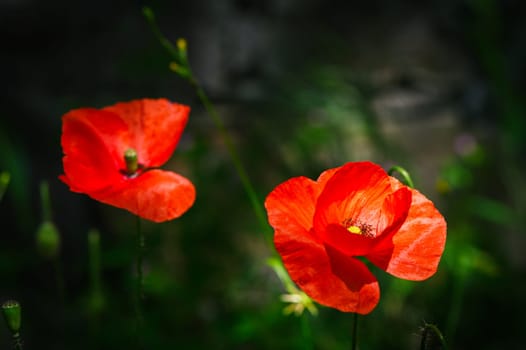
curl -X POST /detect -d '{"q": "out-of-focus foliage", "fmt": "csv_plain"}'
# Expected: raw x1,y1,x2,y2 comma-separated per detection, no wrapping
2,0,526,349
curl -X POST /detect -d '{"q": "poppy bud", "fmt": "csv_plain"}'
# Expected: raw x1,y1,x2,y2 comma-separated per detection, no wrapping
2,300,21,334
169,61,190,78
36,221,61,259
176,38,187,54
0,171,10,201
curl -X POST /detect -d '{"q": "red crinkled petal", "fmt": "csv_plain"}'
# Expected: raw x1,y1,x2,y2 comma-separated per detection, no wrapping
60,99,194,222
103,99,190,167
265,176,321,244
368,177,447,280
275,230,380,314
90,169,195,223
264,167,340,237
61,108,127,193
313,162,405,247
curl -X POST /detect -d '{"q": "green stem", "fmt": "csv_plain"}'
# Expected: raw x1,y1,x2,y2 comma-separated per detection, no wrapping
142,6,274,248
87,229,103,345
387,165,415,188
351,312,359,350
190,79,273,247
88,229,103,308
445,271,466,345
134,216,145,346
142,7,180,59
300,315,314,350
39,181,52,223
39,181,65,303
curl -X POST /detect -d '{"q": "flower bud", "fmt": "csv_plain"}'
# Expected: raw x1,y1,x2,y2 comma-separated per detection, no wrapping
2,300,21,334
36,221,61,259
176,38,187,53
0,171,10,201
169,61,190,78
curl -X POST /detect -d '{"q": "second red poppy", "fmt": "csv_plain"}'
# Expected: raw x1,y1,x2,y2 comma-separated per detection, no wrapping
60,98,195,223
265,161,446,314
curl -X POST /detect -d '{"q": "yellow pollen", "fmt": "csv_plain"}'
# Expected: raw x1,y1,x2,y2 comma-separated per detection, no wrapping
347,225,362,235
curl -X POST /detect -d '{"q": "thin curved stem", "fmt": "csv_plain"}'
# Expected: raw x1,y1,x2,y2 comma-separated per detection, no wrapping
142,6,273,248
189,79,273,247
134,215,145,346
300,314,314,350
351,312,359,350
39,181,52,223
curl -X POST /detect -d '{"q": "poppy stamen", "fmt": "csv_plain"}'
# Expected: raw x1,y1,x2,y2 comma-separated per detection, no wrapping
124,148,139,176
343,218,375,238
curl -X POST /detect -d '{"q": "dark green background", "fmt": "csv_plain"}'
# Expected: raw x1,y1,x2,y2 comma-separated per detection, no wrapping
1,0,526,348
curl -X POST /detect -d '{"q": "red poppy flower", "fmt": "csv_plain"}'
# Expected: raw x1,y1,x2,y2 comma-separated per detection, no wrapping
60,98,195,223
265,161,446,314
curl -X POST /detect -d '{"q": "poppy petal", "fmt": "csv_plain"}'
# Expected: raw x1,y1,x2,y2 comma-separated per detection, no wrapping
265,166,340,238
366,187,413,268
275,229,379,314
265,176,320,239
90,169,196,222
61,108,126,192
103,99,190,167
313,161,394,242
371,178,447,280
325,244,380,314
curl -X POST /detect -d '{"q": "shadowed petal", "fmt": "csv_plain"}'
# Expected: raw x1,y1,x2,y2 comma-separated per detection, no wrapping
60,108,126,192
275,230,380,314
91,169,196,223
325,244,380,314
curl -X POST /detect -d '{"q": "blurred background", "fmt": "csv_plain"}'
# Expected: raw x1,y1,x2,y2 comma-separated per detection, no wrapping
1,0,526,348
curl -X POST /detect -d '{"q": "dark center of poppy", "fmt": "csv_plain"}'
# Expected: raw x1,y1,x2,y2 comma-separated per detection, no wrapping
342,218,375,238
123,148,143,177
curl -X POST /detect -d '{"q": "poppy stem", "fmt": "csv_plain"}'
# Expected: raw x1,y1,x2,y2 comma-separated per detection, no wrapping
387,165,415,188
134,215,145,341
351,312,359,350
38,181,66,304
300,314,314,350
39,181,52,222
142,6,274,248
87,229,104,344
190,79,273,248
